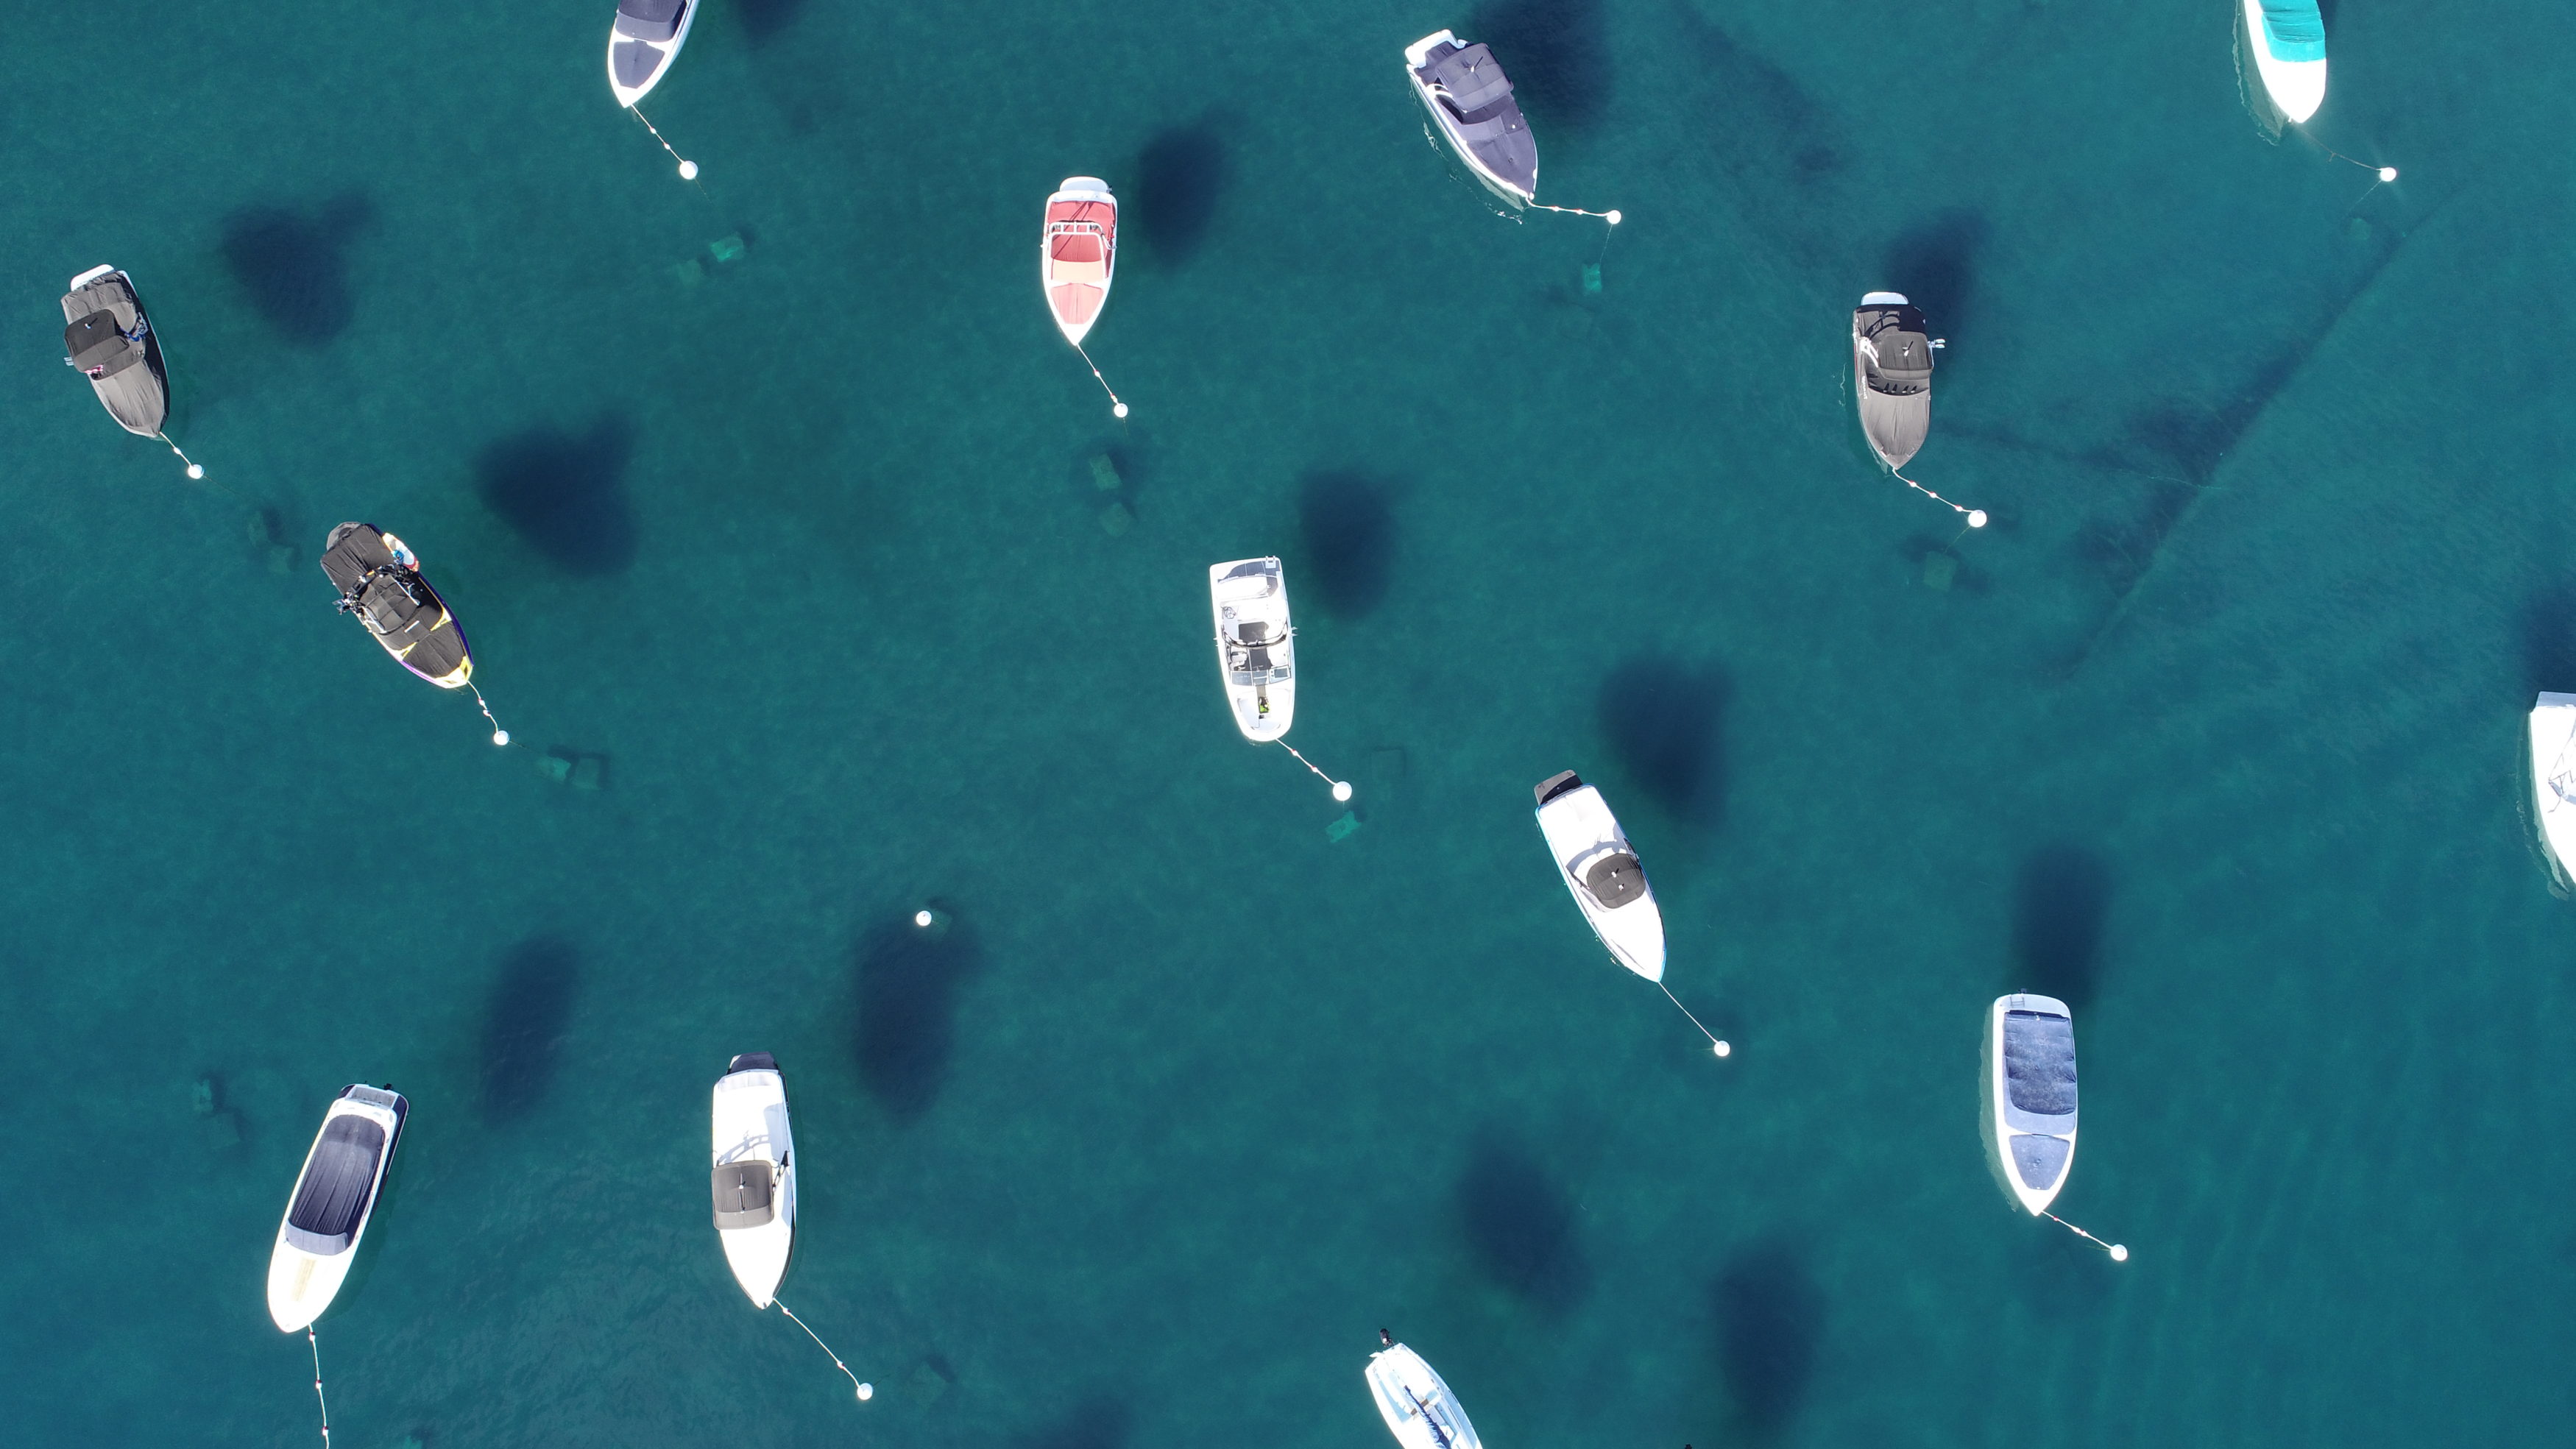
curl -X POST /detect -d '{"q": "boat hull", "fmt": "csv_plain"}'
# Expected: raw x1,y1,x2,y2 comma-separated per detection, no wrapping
1210,557,1297,742
1404,31,1536,210
1535,775,1666,981
608,0,697,107
1043,180,1118,347
266,1087,406,1332
1982,993,2078,1216
712,1055,796,1308
2239,0,2326,126
319,523,475,690
2529,695,2576,886
1853,294,1933,471
61,267,169,438
1365,1344,1483,1449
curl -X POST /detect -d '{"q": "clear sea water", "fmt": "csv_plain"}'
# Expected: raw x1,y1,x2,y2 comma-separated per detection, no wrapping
3,1,2571,1445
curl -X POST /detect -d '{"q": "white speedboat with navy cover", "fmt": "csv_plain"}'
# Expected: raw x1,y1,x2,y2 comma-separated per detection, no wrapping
2529,694,2576,885
1853,292,1939,471
712,1052,796,1308
607,0,696,107
1534,770,1665,981
1365,1339,1482,1449
1982,994,2079,1216
1405,30,1536,209
266,1085,406,1332
2240,0,2327,126
1209,557,1297,743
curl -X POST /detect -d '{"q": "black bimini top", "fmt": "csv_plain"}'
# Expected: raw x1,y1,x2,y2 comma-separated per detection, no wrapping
2002,1009,2078,1118
1419,39,1538,199
1582,851,1648,909
712,1161,777,1229
319,522,471,684
284,1115,387,1255
1855,303,1936,397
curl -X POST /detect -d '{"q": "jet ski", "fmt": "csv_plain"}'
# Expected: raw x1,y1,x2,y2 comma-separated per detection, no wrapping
713,1052,796,1308
1209,557,1297,743
2240,0,2327,127
266,1085,407,1333
319,523,473,690
1534,770,1666,982
60,265,169,439
608,0,696,107
1405,31,1537,209
1365,1338,1482,1449
1852,292,1941,471
1981,993,2080,1216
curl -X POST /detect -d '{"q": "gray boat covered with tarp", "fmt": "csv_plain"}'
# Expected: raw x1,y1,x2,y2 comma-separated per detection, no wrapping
1406,30,1538,207
1982,992,2079,1215
319,522,474,689
60,266,168,438
1852,292,1939,470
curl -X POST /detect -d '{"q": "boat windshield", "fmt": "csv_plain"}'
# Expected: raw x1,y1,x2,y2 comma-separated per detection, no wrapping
1582,851,1647,908
2003,1010,2078,1116
283,1115,386,1255
2259,0,2325,60
712,1160,776,1229
615,0,685,40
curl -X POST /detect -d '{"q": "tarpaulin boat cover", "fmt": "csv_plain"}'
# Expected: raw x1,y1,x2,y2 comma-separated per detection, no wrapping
615,0,684,40
284,1116,386,1254
2003,1009,2078,1117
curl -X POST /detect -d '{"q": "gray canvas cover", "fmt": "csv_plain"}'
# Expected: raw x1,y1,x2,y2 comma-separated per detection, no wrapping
615,0,684,40
1533,770,1583,806
60,274,168,436
615,40,668,86
1418,38,1538,199
64,312,142,379
1855,304,1935,394
1583,851,1647,908
283,1115,386,1255
2009,1131,2070,1190
712,1161,776,1228
2002,1009,2078,1117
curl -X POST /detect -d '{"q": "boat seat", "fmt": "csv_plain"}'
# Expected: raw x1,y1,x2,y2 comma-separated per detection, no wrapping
1582,851,1647,908
1050,232,1104,265
1051,255,1109,285
713,1160,777,1228
1429,45,1513,112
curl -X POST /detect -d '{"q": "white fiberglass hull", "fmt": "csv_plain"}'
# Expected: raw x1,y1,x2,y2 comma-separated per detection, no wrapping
2240,0,2326,124
1210,557,1297,743
1403,31,1532,210
1365,1344,1483,1449
1982,993,2078,1216
2529,694,2576,884
1535,776,1666,981
1043,180,1119,347
266,1087,406,1333
608,1,698,108
712,1057,796,1308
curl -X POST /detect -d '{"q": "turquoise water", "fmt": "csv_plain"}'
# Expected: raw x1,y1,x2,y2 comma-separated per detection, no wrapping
3,1,2572,1445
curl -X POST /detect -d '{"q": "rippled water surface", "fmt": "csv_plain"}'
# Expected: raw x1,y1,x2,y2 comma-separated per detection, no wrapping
2,2,2571,1445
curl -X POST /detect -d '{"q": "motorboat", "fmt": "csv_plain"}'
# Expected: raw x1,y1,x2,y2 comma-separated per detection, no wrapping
60,265,168,439
1042,178,1119,347
1365,1339,1482,1449
713,1052,796,1308
1534,770,1666,982
2530,695,2576,884
1981,993,2080,1216
319,523,474,690
608,0,696,107
1209,558,1296,743
1853,293,1940,471
1405,30,1537,209
2240,0,2327,126
266,1085,407,1332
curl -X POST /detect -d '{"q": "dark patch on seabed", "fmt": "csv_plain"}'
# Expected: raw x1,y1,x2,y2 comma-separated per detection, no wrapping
852,910,984,1121
1134,121,1229,266
1454,1135,1590,1314
1295,470,1398,620
2518,581,2576,698
1469,0,1612,130
1709,1238,1825,1438
219,194,375,344
1666,7,1848,258
475,414,641,575
1597,656,1731,827
1881,210,1989,343
734,0,808,46
2010,843,2114,1011
2063,206,2425,673
1016,1397,1133,1449
478,935,581,1123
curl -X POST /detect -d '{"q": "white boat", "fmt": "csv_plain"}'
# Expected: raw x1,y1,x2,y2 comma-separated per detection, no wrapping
1209,557,1296,743
1365,1340,1482,1449
2240,0,2327,125
266,1085,406,1333
1853,292,1939,471
2529,694,2576,884
712,1052,796,1308
1981,993,2079,1216
1534,770,1665,982
1042,178,1119,347
1404,29,1536,210
608,0,696,107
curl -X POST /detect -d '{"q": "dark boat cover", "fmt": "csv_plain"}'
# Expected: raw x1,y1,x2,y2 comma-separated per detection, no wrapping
712,1161,777,1228
2003,1009,2078,1118
1582,851,1647,909
1853,300,1935,468
60,273,168,436
1418,38,1538,200
615,0,684,40
284,1115,386,1255
727,1052,777,1074
1533,770,1584,807
319,522,472,685
2010,1131,2070,1190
